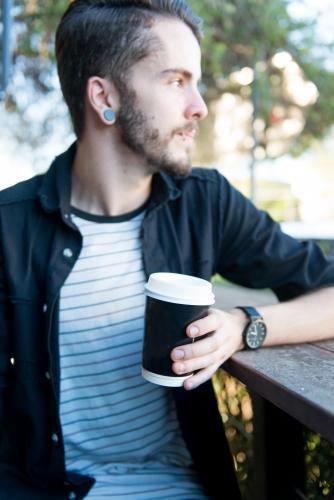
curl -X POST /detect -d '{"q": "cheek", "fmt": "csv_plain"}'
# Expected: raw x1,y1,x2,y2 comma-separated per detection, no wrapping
141,89,183,125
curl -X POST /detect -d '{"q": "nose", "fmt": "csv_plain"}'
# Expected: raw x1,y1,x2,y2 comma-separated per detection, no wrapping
184,89,208,121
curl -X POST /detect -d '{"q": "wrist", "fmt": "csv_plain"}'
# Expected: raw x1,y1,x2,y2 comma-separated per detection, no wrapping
229,308,248,351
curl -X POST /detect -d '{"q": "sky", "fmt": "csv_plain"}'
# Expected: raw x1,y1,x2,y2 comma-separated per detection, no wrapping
288,0,334,69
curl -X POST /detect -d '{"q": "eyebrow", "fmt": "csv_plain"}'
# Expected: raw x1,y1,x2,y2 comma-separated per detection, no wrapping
160,68,202,83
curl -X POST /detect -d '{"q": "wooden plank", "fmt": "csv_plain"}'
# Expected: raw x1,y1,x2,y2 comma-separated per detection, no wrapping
223,343,334,443
311,340,334,353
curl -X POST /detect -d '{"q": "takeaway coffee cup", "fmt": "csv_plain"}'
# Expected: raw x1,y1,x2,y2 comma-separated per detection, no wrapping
142,272,215,387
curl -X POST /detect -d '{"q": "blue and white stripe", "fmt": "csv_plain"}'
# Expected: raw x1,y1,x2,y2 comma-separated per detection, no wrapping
58,208,207,498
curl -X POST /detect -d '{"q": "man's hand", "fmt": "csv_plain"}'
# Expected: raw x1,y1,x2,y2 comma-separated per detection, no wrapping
170,308,246,391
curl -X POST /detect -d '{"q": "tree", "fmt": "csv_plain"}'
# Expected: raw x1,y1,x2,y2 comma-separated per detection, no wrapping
190,0,334,157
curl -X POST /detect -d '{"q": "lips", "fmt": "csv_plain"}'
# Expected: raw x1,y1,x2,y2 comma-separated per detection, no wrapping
177,130,195,139
175,126,197,140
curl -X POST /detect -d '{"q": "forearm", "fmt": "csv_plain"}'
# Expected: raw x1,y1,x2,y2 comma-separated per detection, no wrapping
256,286,334,346
172,286,334,389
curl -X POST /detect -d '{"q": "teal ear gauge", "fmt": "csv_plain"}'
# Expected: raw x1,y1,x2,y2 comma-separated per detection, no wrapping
103,108,116,123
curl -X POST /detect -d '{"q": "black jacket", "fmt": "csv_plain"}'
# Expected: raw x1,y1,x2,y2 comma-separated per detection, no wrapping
1,143,334,499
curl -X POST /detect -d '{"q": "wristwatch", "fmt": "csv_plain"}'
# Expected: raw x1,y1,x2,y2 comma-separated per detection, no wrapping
236,306,267,350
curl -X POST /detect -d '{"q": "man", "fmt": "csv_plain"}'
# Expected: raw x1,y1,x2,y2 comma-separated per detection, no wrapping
0,1,334,498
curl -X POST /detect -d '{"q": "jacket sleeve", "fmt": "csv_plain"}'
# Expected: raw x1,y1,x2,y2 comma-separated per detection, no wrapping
0,249,11,455
214,172,334,301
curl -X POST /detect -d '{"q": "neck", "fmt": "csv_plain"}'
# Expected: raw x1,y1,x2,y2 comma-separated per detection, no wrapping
71,133,153,216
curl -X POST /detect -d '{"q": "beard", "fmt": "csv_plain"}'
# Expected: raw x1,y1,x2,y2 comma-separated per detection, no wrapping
116,84,194,177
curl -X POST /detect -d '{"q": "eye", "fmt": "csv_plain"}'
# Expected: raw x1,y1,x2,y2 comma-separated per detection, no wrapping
170,78,184,88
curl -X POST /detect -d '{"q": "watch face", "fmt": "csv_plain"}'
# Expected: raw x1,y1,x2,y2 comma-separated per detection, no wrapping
245,320,267,349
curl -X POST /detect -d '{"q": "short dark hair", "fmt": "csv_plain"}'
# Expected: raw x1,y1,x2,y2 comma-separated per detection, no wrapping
55,0,202,138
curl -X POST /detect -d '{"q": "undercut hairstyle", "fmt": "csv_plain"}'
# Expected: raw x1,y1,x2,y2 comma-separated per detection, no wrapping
55,0,203,138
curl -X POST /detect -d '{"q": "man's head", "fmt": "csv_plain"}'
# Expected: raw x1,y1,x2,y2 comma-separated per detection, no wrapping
56,1,202,137
56,0,207,175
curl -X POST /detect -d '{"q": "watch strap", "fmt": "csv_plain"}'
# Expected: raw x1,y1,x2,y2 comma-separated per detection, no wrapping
235,306,263,321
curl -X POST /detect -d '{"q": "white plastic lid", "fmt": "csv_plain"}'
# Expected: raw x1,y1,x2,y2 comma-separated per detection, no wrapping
145,272,215,305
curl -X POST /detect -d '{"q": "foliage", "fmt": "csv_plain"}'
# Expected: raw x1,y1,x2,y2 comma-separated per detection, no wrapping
214,369,334,499
189,0,334,157
305,431,334,499
7,0,66,93
212,370,254,498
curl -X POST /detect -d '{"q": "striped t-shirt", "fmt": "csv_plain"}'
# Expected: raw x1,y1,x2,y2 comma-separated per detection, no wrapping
58,206,207,499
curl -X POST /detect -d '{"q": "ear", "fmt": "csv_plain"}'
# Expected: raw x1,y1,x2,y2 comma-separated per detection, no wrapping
86,76,120,125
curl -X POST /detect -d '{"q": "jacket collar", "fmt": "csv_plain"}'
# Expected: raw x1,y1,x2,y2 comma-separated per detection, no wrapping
38,141,181,215
38,142,75,215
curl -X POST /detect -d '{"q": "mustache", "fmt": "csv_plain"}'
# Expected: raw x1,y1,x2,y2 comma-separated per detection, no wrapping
173,123,199,135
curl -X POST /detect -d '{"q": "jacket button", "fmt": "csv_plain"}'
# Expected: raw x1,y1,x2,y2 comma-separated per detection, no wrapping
45,371,50,380
63,248,73,258
51,433,59,444
68,492,76,500
43,304,48,313
10,357,15,365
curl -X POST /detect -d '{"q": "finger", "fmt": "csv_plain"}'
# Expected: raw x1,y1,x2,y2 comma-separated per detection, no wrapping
171,332,218,361
183,363,220,391
187,309,223,338
172,349,220,375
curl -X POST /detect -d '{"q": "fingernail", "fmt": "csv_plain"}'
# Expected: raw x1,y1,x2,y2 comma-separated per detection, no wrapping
189,326,199,336
174,349,184,360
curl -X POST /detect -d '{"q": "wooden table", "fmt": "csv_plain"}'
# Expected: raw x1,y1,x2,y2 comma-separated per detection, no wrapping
224,340,334,445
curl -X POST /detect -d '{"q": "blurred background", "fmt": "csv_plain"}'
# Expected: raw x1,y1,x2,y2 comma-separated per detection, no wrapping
1,0,334,498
